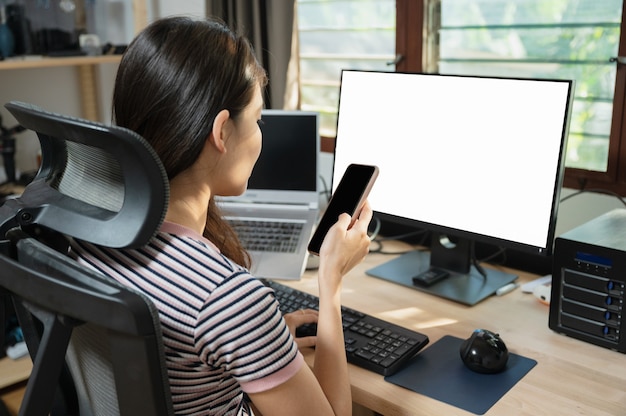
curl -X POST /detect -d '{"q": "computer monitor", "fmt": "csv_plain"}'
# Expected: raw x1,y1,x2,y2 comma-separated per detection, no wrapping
333,70,574,305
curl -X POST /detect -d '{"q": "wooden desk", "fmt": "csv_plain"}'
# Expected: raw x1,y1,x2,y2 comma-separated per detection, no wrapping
286,241,626,415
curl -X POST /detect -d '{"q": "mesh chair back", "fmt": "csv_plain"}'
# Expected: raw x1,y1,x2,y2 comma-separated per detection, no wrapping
0,101,169,248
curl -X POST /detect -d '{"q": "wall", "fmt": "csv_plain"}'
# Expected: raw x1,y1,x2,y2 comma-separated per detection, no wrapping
0,0,621,241
154,0,204,18
556,188,625,234
0,66,87,178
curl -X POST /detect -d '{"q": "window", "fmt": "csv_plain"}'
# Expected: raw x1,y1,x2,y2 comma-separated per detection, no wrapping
297,0,396,150
298,0,626,194
430,0,625,194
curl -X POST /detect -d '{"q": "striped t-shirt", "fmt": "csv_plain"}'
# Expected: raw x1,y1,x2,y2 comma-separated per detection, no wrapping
71,221,304,416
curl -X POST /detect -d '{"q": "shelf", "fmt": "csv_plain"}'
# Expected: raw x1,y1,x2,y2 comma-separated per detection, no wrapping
0,0,146,121
0,55,122,71
0,355,31,390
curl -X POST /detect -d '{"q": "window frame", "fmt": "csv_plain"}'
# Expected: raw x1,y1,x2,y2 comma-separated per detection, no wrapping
394,0,626,195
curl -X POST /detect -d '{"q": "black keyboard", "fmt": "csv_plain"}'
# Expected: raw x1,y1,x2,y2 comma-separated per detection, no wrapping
266,280,429,376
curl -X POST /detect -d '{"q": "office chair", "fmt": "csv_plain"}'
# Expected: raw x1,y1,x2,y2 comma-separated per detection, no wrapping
0,101,173,415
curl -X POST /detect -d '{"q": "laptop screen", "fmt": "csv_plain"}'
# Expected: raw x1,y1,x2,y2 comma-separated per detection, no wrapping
249,110,319,192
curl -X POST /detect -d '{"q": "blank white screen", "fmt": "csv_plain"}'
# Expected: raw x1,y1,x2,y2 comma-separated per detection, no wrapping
333,71,571,252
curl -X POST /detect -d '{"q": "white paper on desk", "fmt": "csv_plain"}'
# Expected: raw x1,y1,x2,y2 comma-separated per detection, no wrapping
521,275,552,293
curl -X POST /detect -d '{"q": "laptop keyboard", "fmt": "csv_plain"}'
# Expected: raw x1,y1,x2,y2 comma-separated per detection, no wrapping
229,219,304,253
265,280,430,376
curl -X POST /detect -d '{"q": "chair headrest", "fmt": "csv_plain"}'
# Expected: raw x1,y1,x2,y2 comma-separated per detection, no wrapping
0,101,169,249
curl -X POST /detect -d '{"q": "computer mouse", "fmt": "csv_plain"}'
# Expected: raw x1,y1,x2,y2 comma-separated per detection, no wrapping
459,329,509,374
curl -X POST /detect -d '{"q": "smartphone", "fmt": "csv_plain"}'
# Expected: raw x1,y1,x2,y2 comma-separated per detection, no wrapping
308,163,379,255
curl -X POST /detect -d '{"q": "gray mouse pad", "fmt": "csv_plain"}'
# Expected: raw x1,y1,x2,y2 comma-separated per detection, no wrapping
385,335,537,415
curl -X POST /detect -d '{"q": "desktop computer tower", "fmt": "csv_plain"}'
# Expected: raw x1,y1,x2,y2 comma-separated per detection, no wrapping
550,208,626,353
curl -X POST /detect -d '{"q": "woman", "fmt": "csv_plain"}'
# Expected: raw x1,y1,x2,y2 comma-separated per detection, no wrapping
71,15,373,416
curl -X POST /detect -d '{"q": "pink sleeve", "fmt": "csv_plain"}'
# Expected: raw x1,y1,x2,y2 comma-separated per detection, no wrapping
239,351,305,394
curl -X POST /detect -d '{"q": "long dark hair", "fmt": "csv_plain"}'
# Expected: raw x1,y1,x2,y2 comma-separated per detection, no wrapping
113,16,267,267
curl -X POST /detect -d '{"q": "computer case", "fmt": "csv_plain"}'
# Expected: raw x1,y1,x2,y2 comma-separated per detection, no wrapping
550,208,626,353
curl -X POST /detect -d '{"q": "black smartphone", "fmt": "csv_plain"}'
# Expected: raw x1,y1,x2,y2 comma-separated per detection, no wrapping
308,163,379,255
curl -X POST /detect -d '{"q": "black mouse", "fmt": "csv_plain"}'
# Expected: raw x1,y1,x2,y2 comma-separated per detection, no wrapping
459,329,509,374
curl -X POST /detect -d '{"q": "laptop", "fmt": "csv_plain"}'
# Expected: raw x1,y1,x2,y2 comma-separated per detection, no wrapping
217,110,320,280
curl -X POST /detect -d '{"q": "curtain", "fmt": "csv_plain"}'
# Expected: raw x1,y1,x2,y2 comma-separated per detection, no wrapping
206,0,298,110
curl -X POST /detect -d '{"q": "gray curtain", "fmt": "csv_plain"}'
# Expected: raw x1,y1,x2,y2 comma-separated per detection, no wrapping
206,0,297,110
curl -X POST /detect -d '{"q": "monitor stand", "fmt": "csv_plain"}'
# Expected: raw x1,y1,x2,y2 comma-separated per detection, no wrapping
366,234,518,306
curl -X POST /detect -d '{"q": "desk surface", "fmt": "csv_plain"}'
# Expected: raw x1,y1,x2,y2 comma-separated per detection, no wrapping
285,241,626,416
0,355,30,390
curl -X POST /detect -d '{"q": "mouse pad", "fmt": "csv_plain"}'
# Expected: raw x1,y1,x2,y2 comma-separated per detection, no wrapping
385,335,537,415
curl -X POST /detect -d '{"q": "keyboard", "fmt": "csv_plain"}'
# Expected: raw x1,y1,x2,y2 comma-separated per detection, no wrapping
265,280,430,376
228,219,304,253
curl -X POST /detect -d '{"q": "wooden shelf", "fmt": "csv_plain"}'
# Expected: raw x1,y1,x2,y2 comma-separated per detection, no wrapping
0,356,31,391
0,55,122,71
0,0,146,121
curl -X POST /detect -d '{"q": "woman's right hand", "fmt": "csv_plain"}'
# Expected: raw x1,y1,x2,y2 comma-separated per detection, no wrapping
318,200,373,282
283,308,319,349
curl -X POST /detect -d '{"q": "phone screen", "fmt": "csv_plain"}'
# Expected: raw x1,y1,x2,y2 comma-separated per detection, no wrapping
308,164,378,255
